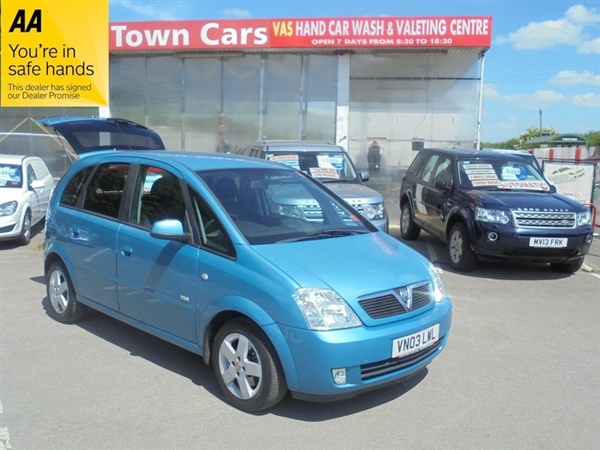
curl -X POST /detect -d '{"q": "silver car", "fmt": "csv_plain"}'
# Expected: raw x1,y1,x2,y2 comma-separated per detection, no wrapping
247,141,388,232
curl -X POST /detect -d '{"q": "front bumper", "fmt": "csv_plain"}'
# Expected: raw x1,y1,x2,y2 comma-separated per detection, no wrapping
276,298,452,400
471,222,593,263
0,216,21,240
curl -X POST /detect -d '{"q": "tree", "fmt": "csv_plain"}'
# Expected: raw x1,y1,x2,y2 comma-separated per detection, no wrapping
584,131,600,148
516,126,559,149
483,128,599,151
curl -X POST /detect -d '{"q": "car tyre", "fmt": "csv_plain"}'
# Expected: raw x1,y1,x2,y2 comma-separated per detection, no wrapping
212,318,287,412
400,202,420,240
46,261,88,323
551,258,584,274
448,222,477,272
17,211,32,246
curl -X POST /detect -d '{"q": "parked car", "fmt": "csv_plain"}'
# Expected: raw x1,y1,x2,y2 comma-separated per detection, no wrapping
36,116,165,156
44,150,452,411
399,148,594,273
0,155,55,245
246,141,389,232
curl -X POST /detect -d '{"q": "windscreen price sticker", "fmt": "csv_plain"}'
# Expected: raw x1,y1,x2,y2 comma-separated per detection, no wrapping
1,0,109,107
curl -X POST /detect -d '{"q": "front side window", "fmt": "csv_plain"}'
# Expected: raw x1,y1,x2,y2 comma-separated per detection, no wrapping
32,160,51,179
431,157,452,189
129,166,186,229
198,168,372,245
82,164,130,218
27,164,37,184
189,188,235,256
418,154,441,183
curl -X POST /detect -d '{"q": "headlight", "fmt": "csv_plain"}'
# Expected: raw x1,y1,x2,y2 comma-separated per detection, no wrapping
0,201,18,217
576,210,592,227
292,288,362,330
362,202,385,220
429,263,447,303
475,207,510,225
274,204,303,219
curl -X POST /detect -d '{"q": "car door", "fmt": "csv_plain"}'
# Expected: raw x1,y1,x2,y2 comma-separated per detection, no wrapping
412,153,440,227
63,163,129,310
420,156,453,237
30,159,54,221
116,165,199,343
24,162,44,223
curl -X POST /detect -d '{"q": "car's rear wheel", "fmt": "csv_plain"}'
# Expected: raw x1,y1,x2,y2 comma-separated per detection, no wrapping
46,261,88,323
448,222,477,272
17,211,32,246
400,202,420,240
212,318,287,412
551,258,584,274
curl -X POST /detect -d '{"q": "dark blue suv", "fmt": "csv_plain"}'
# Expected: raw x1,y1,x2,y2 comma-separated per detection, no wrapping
399,148,594,273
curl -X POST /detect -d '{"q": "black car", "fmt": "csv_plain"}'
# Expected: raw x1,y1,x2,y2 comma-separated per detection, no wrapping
399,148,594,273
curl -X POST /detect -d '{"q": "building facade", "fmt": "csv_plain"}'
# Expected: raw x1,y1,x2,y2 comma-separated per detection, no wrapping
1,15,492,219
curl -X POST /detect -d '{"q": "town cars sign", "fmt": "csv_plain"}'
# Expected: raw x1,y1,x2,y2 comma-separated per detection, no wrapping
110,16,492,51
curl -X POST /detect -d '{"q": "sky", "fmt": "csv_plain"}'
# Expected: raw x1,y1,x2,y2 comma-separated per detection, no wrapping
108,0,600,143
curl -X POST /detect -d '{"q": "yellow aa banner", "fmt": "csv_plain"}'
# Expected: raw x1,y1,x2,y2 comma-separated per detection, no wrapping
1,0,109,107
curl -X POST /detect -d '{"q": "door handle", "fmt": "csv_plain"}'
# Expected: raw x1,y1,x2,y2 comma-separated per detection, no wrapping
69,226,80,239
121,244,133,257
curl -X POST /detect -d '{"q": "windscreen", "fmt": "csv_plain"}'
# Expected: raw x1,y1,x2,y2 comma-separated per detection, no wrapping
457,159,551,192
0,163,23,188
197,168,373,244
266,152,359,182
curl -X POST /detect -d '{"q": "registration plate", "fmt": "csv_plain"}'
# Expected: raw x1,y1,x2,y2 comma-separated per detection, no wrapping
392,324,439,359
529,237,568,248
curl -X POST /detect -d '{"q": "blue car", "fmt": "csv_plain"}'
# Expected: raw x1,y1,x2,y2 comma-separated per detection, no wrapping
44,150,452,411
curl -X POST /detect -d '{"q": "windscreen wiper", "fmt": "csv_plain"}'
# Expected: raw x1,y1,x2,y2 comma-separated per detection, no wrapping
278,229,368,243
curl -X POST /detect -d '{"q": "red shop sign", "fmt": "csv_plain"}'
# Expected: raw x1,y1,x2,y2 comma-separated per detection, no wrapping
110,16,492,52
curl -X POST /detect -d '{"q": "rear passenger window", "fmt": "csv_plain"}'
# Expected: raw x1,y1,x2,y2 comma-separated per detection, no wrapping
60,167,93,207
82,164,130,219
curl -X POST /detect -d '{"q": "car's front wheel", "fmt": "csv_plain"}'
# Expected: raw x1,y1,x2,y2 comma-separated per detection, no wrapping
400,202,420,240
448,222,477,272
46,261,88,323
17,211,32,245
212,318,287,412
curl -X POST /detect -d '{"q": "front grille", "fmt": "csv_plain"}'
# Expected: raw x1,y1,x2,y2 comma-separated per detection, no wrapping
512,210,576,229
358,282,431,319
300,204,323,220
352,204,366,215
361,339,443,380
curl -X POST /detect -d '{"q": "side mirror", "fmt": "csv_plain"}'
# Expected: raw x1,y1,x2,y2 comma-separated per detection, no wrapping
150,219,190,241
360,171,370,182
30,180,45,190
